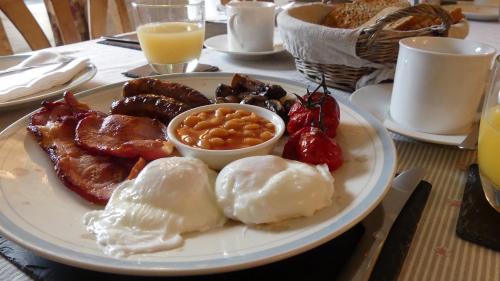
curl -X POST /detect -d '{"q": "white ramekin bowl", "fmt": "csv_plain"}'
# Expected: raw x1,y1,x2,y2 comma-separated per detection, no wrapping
167,103,286,170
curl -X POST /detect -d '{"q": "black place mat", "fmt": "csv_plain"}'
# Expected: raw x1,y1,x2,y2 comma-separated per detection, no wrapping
0,225,363,281
97,39,142,50
456,164,500,252
0,181,432,281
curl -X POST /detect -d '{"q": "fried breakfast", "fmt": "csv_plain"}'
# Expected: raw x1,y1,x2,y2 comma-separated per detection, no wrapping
216,155,334,224
27,74,345,256
84,157,226,257
176,108,275,150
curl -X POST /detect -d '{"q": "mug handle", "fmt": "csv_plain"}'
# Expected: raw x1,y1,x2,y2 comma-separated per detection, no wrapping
228,13,243,49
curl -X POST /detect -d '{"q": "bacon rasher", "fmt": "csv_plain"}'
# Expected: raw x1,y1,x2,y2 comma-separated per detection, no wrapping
27,92,174,204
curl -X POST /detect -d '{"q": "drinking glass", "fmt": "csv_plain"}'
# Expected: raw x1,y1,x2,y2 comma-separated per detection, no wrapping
478,55,500,212
132,0,205,74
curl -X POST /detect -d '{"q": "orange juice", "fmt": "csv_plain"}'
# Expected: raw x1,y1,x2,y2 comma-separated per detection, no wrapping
137,22,204,65
478,104,500,211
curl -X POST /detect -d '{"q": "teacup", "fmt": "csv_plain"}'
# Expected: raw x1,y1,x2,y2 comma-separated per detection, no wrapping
390,37,496,135
226,1,276,52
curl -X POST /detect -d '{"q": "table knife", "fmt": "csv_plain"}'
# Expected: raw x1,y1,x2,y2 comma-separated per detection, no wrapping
122,63,220,78
100,36,140,45
336,168,425,281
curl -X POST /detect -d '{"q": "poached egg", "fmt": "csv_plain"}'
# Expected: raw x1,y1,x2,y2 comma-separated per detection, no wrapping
84,157,226,257
215,155,334,224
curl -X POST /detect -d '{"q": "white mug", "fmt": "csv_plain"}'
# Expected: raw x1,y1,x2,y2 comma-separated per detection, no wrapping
226,1,275,52
390,37,496,135
473,0,499,6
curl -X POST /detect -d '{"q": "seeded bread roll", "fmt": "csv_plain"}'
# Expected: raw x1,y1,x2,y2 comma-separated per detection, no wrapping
386,7,464,31
322,0,410,29
360,6,405,28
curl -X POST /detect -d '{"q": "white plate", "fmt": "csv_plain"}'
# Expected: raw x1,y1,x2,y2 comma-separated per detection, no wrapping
447,4,499,21
204,32,286,57
0,73,396,276
350,83,468,146
0,55,97,109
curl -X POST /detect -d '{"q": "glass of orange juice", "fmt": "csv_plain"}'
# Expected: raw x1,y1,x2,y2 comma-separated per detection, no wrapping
132,0,205,74
478,55,500,212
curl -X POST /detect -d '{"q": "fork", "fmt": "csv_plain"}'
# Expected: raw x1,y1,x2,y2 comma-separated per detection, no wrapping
0,57,74,77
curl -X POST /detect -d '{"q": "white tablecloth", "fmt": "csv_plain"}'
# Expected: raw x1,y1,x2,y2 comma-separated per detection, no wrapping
0,20,499,281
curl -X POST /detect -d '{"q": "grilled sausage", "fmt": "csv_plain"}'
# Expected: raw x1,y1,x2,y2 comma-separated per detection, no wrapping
122,78,211,108
111,94,191,124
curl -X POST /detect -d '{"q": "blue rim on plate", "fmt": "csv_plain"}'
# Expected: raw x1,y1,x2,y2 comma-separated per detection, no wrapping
0,72,397,276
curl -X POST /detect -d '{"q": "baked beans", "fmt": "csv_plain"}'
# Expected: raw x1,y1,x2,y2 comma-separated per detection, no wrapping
176,108,275,150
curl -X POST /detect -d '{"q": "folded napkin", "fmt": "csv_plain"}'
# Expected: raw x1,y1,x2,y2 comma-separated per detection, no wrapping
0,51,89,103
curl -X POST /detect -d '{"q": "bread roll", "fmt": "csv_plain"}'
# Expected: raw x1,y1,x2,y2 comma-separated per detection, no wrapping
322,0,410,29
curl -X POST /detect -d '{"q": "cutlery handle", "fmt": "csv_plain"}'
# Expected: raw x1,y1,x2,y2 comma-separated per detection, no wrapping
345,219,392,281
338,168,424,281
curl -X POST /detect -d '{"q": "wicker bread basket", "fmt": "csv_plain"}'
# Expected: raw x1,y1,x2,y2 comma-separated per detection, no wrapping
278,4,454,91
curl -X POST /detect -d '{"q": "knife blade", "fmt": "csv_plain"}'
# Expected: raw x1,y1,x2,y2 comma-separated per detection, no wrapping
122,63,220,78
100,36,140,45
336,167,425,281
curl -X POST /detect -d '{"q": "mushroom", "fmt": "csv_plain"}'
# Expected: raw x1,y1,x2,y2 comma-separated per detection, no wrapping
240,94,268,107
224,95,240,103
265,99,287,119
260,85,287,100
215,83,234,98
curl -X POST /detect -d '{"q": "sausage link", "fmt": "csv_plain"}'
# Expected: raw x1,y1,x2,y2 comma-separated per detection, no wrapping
122,78,211,107
110,94,191,125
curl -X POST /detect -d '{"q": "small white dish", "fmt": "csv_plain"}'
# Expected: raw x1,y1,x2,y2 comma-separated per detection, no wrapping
204,32,285,57
447,4,499,21
167,103,286,170
350,83,468,146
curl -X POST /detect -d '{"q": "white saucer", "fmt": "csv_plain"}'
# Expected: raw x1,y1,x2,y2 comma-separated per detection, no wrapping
447,4,499,21
204,32,286,57
350,84,468,146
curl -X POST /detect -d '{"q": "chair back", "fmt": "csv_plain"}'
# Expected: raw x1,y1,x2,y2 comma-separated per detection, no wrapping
0,0,51,55
88,0,132,39
46,0,133,44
